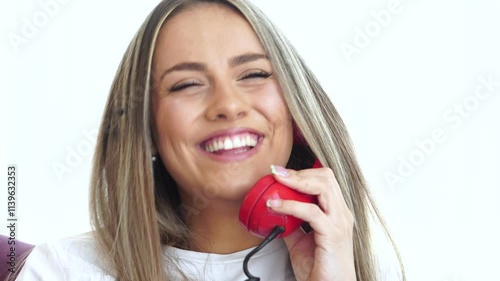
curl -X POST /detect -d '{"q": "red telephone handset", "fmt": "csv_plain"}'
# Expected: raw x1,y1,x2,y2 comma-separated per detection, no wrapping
238,159,322,238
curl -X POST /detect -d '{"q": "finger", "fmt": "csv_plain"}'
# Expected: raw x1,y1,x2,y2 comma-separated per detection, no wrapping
272,167,340,214
267,200,332,236
271,165,326,178
272,167,339,195
270,199,355,250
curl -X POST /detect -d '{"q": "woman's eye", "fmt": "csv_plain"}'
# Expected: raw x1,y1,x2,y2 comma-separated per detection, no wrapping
169,81,201,92
240,71,273,80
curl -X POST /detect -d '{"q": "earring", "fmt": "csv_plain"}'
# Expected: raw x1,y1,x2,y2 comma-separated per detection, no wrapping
152,155,157,162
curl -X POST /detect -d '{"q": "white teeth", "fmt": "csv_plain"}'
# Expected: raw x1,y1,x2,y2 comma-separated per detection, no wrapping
233,137,241,147
223,138,233,150
203,133,260,153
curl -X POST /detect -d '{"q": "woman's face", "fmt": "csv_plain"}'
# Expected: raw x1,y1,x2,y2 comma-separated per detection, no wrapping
151,4,293,202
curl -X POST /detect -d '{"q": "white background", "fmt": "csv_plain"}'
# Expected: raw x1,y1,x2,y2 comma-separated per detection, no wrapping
1,0,499,280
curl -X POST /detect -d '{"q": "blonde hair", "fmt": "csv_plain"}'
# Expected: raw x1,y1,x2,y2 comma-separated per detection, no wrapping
90,0,406,280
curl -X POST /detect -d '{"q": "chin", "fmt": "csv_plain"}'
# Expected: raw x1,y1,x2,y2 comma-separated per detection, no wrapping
207,164,269,195
220,182,255,202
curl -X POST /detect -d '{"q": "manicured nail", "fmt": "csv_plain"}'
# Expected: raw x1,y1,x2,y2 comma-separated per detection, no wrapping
266,199,282,208
270,165,289,177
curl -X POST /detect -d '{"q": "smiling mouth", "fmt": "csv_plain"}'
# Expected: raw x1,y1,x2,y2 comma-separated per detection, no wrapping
201,133,263,155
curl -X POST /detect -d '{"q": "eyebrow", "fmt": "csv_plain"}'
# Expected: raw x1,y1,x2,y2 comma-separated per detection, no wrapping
159,53,269,81
229,53,268,68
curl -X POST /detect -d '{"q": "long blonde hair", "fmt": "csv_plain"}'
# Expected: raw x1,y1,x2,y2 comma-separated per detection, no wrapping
90,0,406,280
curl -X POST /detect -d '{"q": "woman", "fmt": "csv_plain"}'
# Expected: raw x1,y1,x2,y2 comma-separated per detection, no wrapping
15,0,405,280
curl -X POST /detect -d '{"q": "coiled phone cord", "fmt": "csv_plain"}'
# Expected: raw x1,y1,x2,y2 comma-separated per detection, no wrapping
243,225,285,281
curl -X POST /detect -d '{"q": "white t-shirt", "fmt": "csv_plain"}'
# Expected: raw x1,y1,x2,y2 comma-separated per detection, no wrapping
16,230,402,280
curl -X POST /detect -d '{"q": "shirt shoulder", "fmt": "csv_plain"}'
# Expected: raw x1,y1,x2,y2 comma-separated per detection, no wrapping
16,232,115,281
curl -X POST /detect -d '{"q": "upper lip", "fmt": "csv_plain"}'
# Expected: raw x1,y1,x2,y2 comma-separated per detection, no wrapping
199,127,264,146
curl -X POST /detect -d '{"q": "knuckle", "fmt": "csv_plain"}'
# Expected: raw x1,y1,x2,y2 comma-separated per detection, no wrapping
322,167,335,177
322,168,338,186
307,204,323,217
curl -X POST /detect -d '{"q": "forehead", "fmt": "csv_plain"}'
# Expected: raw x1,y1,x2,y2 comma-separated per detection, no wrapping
153,3,266,68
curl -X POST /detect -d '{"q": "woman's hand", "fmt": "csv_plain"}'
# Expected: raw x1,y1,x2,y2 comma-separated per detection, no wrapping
268,165,356,281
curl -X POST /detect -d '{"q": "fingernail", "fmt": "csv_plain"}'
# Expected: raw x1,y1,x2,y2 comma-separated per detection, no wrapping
266,199,282,208
271,165,289,177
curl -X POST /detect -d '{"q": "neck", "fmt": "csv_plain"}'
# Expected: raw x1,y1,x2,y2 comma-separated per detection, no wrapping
182,197,263,254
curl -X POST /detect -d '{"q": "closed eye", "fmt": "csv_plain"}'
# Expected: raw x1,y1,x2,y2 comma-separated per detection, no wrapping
169,81,202,92
239,71,273,80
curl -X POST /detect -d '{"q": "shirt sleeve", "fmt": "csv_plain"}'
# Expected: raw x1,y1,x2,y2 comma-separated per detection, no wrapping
15,243,67,281
15,235,115,281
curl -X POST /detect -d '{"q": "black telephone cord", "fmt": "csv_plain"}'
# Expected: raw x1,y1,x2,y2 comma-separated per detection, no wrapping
243,226,285,281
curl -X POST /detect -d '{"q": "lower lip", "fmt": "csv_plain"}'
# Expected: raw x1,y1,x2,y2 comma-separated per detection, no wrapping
198,137,263,163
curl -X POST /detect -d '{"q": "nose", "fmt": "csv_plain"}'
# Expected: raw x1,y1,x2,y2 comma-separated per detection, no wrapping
205,81,249,121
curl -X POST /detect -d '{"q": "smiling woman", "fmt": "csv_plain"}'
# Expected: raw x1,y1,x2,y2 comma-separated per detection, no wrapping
14,1,405,280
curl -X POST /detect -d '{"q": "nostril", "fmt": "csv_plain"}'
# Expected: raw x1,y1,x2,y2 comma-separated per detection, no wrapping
209,113,227,121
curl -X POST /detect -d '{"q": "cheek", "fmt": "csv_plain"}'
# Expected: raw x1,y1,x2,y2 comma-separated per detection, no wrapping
153,98,196,145
258,83,291,125
152,99,199,185
155,103,177,140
